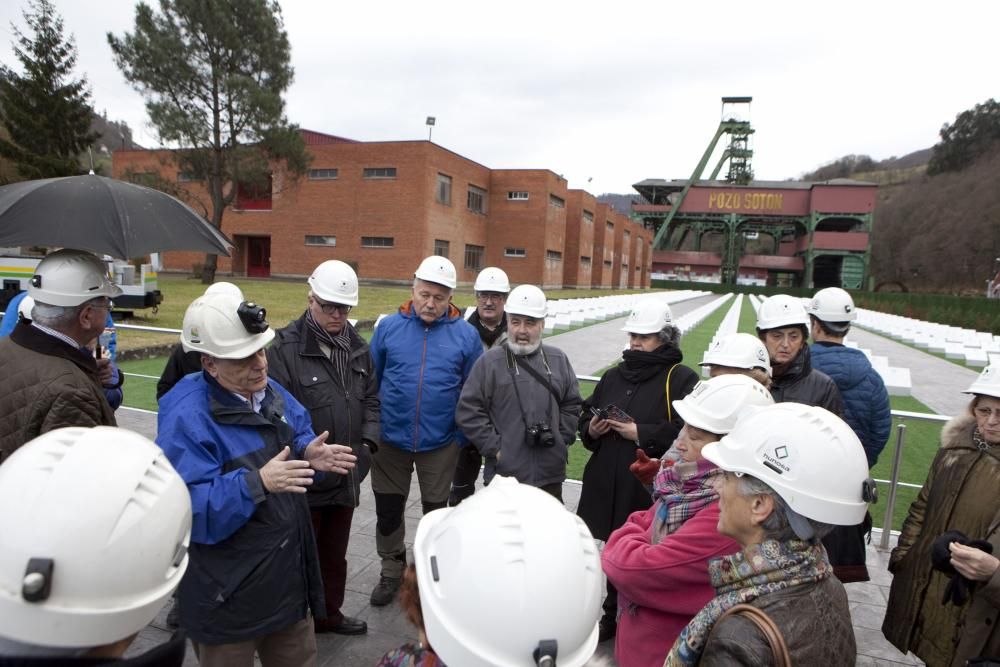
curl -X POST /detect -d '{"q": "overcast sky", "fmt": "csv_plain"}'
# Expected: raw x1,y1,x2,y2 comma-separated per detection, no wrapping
1,0,997,195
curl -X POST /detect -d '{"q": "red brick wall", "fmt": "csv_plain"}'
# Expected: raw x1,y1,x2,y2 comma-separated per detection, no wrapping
591,203,614,288
565,190,596,288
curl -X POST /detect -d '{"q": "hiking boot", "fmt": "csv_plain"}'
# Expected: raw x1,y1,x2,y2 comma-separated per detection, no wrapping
370,575,401,607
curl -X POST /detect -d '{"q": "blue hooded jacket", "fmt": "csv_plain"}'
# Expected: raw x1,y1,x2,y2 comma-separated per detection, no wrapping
370,300,482,452
811,341,891,467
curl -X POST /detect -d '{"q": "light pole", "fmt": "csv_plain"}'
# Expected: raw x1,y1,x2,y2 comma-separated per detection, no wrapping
426,116,436,142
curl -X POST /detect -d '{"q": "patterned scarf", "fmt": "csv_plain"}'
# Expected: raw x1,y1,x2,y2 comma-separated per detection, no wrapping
651,458,722,544
664,539,831,667
305,309,352,388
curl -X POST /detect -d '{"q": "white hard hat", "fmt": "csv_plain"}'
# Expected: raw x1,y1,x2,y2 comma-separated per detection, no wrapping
0,427,191,649
505,284,547,319
701,333,771,375
308,260,359,306
28,249,122,307
673,375,775,435
756,294,810,331
181,292,274,359
807,287,857,323
414,477,602,667
414,255,457,289
17,295,35,321
621,299,674,335
474,267,511,293
965,365,1000,399
702,403,870,526
203,281,244,300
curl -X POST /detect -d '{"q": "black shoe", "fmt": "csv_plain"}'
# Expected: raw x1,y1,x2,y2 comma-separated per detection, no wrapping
598,615,617,643
370,576,401,607
316,615,368,635
165,600,180,628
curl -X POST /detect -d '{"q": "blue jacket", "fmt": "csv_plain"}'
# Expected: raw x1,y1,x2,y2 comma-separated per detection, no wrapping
811,342,891,467
156,372,325,643
370,301,482,452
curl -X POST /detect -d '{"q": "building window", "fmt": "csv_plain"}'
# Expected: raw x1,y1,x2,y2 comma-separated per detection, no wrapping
308,168,338,180
436,173,452,205
580,256,591,266
434,239,450,258
604,260,612,268
635,265,641,272
507,191,529,200
361,236,394,248
235,175,272,211
546,250,562,262
129,172,158,186
464,244,485,271
177,171,198,182
305,235,337,246
363,167,397,179
467,185,487,214
549,194,565,209
505,247,526,258
606,221,614,231
624,230,631,241
582,210,594,223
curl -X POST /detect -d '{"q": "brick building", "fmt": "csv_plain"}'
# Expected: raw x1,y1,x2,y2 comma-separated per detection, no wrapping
112,130,652,289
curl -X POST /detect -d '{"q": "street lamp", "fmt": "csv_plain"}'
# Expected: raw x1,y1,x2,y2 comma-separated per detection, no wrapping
426,116,436,141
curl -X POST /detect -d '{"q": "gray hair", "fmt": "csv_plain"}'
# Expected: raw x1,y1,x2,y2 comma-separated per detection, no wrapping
735,474,834,542
30,301,80,329
656,324,681,348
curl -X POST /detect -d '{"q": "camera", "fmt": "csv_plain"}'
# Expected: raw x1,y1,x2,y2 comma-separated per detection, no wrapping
526,423,556,448
237,301,269,334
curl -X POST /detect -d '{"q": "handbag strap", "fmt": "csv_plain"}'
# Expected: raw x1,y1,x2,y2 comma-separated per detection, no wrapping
664,363,679,422
710,603,792,667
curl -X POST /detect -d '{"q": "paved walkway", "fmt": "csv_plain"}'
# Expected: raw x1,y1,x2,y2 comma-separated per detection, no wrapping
123,293,954,666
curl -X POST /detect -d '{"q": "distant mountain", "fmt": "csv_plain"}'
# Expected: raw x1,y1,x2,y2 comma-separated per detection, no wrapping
597,192,640,215
800,148,932,182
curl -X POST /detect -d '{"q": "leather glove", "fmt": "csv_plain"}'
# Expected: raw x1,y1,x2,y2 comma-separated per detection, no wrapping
629,449,662,486
932,529,993,606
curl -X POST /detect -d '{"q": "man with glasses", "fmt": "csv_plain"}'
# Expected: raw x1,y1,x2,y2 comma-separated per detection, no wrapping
266,260,379,636
0,249,123,460
449,266,511,506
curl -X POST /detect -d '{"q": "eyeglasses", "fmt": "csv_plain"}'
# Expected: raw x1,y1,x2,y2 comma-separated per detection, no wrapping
312,297,352,315
89,300,114,311
476,292,506,302
975,406,1000,420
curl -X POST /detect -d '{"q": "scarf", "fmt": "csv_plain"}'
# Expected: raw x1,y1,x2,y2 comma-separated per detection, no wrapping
664,539,831,667
974,428,995,451
305,309,353,388
619,344,683,384
650,458,722,544
468,310,507,347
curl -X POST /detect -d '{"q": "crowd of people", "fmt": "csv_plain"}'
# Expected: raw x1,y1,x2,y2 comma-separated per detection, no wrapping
0,247,997,667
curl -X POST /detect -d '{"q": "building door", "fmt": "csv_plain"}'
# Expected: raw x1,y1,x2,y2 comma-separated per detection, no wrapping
247,237,271,277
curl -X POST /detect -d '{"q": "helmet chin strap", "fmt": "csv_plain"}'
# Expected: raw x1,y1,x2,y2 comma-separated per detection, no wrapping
533,639,558,666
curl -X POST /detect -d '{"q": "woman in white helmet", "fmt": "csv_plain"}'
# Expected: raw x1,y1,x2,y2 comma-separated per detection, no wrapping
601,375,773,667
884,365,1000,665
576,298,700,642
665,404,871,666
376,477,607,667
0,426,191,666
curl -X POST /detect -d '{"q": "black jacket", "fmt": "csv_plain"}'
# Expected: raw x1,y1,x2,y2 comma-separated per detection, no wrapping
156,344,202,401
768,345,843,415
0,632,186,666
576,352,699,541
266,314,380,508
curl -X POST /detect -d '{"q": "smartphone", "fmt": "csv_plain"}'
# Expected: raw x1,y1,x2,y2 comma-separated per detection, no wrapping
590,406,607,420
603,404,634,423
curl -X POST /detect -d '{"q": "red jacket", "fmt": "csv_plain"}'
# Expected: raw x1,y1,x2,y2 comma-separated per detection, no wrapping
601,502,740,667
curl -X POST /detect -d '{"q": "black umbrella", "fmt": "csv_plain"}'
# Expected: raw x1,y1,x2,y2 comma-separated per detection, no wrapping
0,174,232,259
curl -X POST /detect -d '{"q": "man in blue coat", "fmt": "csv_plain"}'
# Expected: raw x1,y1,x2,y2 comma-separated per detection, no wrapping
808,287,891,468
157,292,357,667
368,255,482,606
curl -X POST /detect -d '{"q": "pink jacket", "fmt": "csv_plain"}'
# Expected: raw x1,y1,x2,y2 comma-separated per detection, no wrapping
601,502,740,667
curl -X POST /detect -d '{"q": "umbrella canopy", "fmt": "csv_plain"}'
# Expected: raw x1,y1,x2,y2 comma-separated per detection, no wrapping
0,174,232,259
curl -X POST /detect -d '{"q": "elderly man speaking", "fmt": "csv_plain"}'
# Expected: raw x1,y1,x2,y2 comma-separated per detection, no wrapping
157,292,356,667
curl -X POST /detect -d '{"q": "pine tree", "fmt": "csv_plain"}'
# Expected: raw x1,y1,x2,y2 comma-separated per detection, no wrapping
0,0,98,180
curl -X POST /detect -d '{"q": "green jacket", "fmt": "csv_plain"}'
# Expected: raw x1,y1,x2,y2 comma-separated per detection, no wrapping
883,414,1000,666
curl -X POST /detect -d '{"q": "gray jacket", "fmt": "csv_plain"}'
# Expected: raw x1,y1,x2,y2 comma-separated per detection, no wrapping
456,343,582,488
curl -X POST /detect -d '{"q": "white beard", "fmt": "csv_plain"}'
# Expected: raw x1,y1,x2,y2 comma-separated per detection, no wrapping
509,339,541,356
